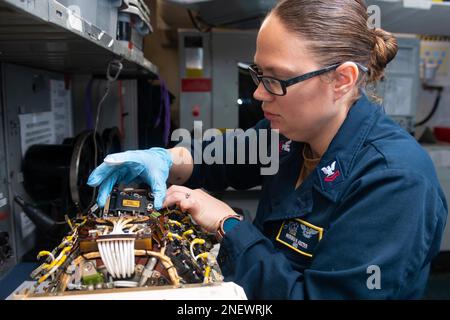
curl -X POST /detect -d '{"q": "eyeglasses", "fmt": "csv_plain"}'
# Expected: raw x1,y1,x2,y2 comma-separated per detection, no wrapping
248,62,369,96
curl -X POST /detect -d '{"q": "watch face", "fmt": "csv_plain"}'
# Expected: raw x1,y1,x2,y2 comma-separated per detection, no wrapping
216,215,242,242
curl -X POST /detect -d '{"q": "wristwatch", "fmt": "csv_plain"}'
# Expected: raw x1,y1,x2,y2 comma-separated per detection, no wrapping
215,214,243,242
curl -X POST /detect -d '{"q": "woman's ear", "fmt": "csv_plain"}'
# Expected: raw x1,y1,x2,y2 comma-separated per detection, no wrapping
332,62,359,101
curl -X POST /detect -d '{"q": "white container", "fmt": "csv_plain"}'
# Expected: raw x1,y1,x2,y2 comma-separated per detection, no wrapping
56,0,120,38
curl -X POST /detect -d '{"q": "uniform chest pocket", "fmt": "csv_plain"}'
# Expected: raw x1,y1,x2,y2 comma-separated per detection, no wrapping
275,218,324,259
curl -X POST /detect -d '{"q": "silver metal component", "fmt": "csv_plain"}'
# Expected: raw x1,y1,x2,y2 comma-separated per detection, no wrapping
74,266,82,285
89,204,99,217
67,283,87,291
66,264,76,275
30,265,46,279
142,226,152,235
131,264,145,282
81,261,97,278
138,257,157,287
114,281,138,288
104,282,114,289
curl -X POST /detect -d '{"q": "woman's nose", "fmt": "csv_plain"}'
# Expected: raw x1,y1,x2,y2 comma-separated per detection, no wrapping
253,83,274,102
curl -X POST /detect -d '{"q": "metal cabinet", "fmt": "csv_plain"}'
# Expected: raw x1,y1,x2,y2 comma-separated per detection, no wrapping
0,69,15,278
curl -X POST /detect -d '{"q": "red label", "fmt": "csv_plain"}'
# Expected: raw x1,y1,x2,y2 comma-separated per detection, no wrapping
0,211,9,221
182,78,212,92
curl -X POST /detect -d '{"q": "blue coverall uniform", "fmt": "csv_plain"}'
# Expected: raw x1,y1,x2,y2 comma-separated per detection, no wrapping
185,94,448,299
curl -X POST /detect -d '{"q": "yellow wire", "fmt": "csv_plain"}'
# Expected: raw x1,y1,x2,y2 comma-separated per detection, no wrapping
168,219,182,227
191,238,205,246
66,217,73,230
182,229,194,238
203,266,211,284
196,252,209,260
167,232,182,241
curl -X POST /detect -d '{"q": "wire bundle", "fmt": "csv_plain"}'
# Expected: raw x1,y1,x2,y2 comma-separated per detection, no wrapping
97,218,136,279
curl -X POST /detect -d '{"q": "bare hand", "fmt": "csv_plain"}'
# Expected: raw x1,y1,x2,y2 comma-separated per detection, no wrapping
162,185,237,233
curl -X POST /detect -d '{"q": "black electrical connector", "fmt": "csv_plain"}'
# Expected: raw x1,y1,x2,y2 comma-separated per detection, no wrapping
14,196,57,234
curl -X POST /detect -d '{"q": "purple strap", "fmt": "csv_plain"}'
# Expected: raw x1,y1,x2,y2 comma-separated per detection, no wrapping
156,76,171,146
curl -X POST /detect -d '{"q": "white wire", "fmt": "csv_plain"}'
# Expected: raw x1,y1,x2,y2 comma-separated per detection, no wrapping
127,240,133,277
124,240,130,277
97,217,137,278
90,59,124,208
190,242,196,261
103,242,115,278
112,240,123,277
129,240,134,277
118,240,125,278
103,242,116,278
109,242,119,278
98,242,114,277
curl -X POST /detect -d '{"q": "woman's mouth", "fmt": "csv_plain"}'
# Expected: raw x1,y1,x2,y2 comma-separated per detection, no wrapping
263,111,280,121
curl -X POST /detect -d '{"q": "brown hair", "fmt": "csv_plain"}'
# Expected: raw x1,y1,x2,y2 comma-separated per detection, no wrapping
271,0,398,102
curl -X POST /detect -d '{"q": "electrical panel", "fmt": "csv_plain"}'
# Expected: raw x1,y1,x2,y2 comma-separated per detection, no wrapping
179,30,260,131
376,37,421,133
420,37,450,87
179,31,213,131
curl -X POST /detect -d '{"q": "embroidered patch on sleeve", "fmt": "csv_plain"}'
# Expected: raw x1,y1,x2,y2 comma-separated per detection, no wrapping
319,158,344,187
276,219,324,257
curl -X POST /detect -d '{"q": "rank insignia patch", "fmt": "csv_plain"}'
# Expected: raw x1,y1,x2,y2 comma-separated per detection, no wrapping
320,158,344,186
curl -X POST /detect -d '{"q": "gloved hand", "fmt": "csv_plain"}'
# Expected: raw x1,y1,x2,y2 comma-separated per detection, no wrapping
87,148,173,209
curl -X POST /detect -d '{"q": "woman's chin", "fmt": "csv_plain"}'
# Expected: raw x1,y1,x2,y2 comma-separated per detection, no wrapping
268,123,297,141
268,119,281,129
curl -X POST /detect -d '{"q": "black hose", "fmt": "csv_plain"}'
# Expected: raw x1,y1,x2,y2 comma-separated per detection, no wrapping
14,196,57,234
415,86,443,127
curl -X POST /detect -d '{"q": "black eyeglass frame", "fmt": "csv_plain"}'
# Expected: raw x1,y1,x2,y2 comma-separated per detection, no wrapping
248,62,369,96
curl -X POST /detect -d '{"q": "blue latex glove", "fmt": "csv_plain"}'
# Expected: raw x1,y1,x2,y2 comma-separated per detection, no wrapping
87,148,173,209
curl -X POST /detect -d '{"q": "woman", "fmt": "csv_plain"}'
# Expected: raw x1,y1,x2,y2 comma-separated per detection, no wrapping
88,0,447,299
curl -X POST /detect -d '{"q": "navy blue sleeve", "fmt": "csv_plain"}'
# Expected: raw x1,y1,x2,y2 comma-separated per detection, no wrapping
184,119,273,192
217,169,447,299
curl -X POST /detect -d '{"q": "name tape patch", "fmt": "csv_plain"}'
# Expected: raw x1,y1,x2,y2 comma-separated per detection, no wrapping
276,219,323,257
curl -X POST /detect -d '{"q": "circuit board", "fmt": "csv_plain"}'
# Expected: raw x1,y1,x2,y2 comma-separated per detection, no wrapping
21,187,223,297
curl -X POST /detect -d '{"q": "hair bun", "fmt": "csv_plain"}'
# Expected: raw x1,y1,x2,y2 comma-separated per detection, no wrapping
368,28,399,82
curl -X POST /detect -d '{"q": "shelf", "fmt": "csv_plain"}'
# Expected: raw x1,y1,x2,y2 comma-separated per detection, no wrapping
366,0,450,36
0,0,158,77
